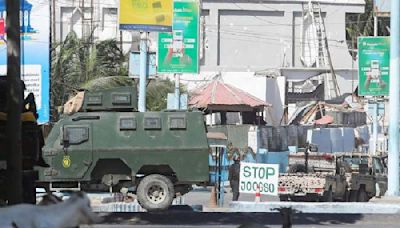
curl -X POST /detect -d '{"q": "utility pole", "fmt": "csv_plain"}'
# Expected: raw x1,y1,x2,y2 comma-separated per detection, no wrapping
387,0,400,196
52,0,56,44
174,74,180,109
374,3,378,37
6,0,23,204
138,32,148,112
371,3,379,156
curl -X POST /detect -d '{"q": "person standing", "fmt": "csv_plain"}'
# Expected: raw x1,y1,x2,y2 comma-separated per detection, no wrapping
229,154,241,201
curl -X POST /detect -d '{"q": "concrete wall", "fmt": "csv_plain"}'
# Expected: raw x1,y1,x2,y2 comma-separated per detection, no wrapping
200,0,364,71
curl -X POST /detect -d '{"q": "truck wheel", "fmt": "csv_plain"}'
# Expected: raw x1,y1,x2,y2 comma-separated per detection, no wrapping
357,187,369,202
342,189,349,202
349,190,358,202
279,195,289,201
322,188,333,202
137,174,174,211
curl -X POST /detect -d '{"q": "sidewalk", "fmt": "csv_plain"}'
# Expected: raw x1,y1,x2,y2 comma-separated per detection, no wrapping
369,196,400,204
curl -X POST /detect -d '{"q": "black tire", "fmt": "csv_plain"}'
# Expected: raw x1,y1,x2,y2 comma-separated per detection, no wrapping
137,174,175,211
342,189,349,202
279,195,289,201
322,187,333,202
357,186,369,202
349,190,358,202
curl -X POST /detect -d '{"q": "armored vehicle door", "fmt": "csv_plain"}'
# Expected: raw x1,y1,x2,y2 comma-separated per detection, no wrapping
56,124,93,179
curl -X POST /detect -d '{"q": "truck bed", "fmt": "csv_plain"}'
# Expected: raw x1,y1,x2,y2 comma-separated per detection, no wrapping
278,172,329,196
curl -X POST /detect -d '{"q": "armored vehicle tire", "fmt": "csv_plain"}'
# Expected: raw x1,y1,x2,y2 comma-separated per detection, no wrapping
137,174,174,211
357,187,369,202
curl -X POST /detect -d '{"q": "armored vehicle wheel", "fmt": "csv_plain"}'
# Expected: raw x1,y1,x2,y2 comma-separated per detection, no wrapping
357,186,369,202
137,174,174,211
322,187,333,202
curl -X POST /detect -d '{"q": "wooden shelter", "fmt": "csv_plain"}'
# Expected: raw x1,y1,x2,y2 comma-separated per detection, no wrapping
189,80,271,125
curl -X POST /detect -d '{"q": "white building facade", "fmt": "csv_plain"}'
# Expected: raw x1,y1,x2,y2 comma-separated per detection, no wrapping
54,0,365,124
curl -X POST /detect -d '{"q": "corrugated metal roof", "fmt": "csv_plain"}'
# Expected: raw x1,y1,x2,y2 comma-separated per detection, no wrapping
189,80,270,110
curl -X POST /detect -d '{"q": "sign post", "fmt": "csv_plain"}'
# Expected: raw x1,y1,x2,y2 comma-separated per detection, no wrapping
239,162,279,196
358,36,390,156
0,0,51,124
119,0,173,32
119,0,173,112
358,36,390,97
157,0,199,73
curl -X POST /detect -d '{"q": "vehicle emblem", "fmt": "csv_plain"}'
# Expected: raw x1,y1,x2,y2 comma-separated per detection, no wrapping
62,155,71,168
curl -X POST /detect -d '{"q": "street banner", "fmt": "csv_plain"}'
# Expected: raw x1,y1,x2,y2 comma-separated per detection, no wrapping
0,0,50,123
119,0,173,32
158,0,199,73
239,162,279,196
358,37,390,96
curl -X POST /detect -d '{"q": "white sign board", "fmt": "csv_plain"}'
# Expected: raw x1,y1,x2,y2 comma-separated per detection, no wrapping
239,162,279,196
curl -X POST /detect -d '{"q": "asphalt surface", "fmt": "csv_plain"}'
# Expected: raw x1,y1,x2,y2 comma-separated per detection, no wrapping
84,212,400,227
183,186,279,207
82,187,400,227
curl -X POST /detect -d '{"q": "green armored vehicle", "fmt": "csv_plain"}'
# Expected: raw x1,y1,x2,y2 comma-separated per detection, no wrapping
37,87,209,211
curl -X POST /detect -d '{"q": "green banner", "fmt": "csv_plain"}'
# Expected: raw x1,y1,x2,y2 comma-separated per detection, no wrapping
157,0,199,73
358,37,390,96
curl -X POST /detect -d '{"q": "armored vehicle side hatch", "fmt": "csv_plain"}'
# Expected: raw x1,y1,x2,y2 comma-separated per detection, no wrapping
82,86,138,112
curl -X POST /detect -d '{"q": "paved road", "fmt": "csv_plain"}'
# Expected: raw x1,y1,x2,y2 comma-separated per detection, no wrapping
83,212,400,227
183,186,279,207
84,187,400,227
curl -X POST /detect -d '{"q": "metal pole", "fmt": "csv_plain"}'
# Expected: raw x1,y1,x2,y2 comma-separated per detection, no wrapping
6,0,23,204
174,73,180,109
372,2,379,158
387,0,400,196
374,16,378,37
372,102,378,155
52,0,56,44
138,32,148,112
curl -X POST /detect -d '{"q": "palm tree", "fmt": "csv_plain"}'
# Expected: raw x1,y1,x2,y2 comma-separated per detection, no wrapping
345,0,373,59
81,76,134,91
51,31,129,119
51,31,187,116
146,79,186,111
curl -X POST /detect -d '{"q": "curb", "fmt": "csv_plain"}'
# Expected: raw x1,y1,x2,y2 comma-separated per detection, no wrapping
229,202,400,214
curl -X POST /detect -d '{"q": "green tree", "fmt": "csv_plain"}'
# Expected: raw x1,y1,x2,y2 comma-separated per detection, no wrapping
51,31,129,119
345,0,373,58
346,0,390,58
81,77,186,111
146,79,186,111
